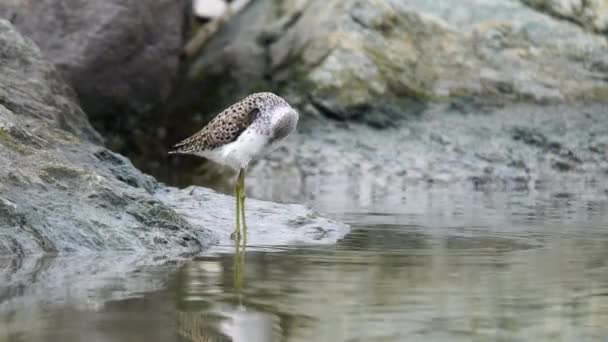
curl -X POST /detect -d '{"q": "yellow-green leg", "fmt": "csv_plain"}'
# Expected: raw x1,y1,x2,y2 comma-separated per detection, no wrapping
238,169,247,245
230,170,242,241
232,169,247,300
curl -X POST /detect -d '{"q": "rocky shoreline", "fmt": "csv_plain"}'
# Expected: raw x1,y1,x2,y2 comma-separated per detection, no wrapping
0,18,347,256
165,0,608,191
1,0,607,255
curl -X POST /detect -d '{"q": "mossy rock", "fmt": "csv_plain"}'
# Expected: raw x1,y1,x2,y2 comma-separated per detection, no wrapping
0,128,32,155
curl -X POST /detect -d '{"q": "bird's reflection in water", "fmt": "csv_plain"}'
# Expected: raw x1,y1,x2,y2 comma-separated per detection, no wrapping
219,239,279,342
233,236,246,303
179,238,280,342
178,312,231,342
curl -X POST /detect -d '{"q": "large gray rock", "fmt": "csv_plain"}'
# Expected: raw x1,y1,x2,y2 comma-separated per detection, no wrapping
175,0,608,126
0,102,215,255
0,0,190,148
165,0,608,192
521,0,608,33
0,20,101,143
157,186,348,246
248,103,608,204
0,19,348,256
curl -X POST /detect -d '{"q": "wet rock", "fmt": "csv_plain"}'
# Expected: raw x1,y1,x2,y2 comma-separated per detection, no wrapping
161,0,608,199
173,0,608,130
0,0,191,151
170,0,448,129
157,186,349,246
0,20,348,256
0,20,100,143
0,117,343,255
521,0,608,34
247,104,608,203
0,106,213,256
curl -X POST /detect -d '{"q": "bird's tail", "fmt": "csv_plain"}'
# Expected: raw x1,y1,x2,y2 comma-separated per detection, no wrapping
168,138,193,155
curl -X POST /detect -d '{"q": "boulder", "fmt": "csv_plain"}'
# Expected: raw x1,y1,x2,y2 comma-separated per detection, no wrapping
0,19,348,256
0,0,191,149
0,101,214,255
521,0,608,33
174,0,608,127
0,20,101,143
247,103,608,203
164,0,608,192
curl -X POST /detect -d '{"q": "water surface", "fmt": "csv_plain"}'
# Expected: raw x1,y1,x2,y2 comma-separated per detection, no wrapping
1,184,608,341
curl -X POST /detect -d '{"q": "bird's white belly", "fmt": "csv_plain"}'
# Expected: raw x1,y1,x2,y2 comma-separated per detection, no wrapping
197,129,270,170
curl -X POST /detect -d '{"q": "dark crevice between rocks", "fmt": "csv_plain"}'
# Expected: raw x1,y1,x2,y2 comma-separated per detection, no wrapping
448,97,505,115
510,126,583,172
350,12,370,30
308,95,350,122
92,148,158,193
0,0,193,188
158,70,269,188
309,93,426,129
260,36,274,84
257,6,304,46
153,2,305,188
94,149,126,166
349,0,400,36
257,3,306,83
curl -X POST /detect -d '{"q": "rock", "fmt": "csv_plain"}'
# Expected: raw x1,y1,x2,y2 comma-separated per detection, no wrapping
173,0,608,129
247,103,608,203
521,0,608,34
157,186,349,246
0,0,191,153
0,20,348,256
162,0,608,193
0,20,101,143
0,105,213,256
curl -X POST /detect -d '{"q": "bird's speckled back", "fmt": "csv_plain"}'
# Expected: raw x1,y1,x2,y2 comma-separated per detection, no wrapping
169,92,290,154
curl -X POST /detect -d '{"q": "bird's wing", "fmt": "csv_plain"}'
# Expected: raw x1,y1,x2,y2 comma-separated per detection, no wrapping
169,100,259,154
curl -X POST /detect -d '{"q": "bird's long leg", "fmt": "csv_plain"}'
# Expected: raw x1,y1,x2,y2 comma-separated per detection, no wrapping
230,172,241,241
238,168,247,245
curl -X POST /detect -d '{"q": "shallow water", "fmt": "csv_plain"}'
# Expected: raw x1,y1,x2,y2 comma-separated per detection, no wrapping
2,184,608,341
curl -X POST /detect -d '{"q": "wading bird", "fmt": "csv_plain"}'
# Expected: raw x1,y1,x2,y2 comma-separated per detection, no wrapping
169,92,299,240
